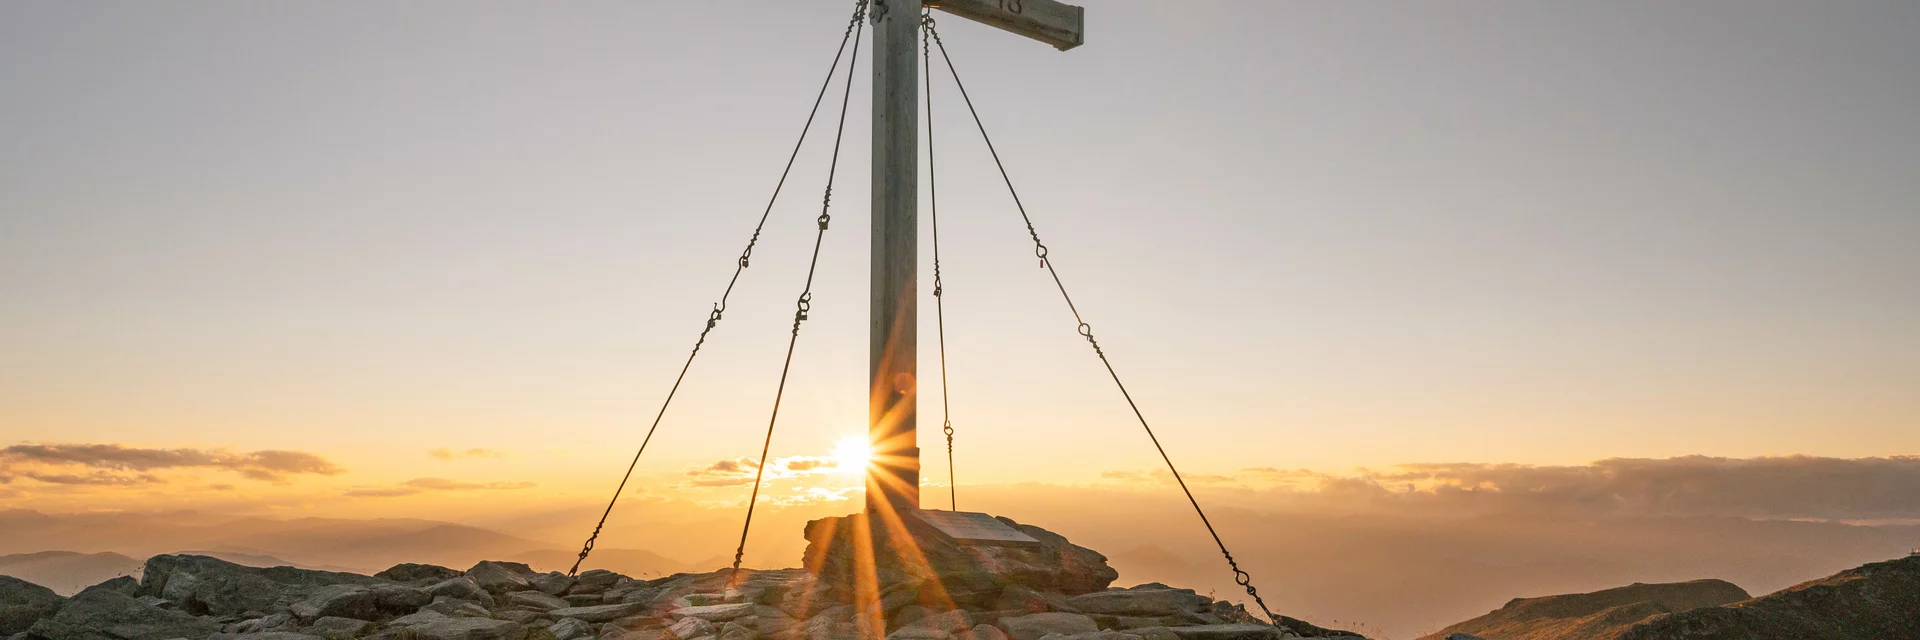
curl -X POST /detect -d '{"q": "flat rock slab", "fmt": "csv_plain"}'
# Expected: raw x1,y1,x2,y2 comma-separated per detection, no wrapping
1160,624,1285,640
551,602,648,623
509,590,569,611
675,602,757,622
407,617,529,640
1067,590,1210,617
911,510,1042,548
998,612,1099,640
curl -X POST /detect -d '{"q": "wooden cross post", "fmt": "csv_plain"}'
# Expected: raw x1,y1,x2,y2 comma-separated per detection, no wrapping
866,0,1085,517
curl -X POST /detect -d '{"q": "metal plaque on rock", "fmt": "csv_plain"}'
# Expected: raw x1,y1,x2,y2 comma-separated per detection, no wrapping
908,509,1043,547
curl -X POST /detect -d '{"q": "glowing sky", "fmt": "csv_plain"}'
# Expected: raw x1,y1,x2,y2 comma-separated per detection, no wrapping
2,1,1917,516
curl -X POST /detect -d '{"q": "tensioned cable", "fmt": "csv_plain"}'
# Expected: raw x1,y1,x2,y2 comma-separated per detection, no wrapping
728,1,866,588
567,0,871,577
922,12,957,512
923,16,1283,625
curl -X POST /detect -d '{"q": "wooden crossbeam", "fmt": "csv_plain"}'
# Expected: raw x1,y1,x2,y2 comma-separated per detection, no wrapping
929,0,1085,51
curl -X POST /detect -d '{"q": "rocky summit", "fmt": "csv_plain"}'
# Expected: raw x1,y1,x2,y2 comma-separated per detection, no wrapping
0,518,1364,640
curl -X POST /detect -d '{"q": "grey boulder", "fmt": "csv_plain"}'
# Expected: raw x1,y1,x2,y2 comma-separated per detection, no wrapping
428,577,493,604
140,554,382,617
0,575,65,635
289,585,380,622
374,564,463,584
464,563,534,595
29,586,222,640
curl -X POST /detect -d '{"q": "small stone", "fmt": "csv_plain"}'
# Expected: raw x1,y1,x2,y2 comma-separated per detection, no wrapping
497,610,550,624
512,591,570,611
307,616,375,639
431,577,495,604
563,594,606,606
370,584,435,613
237,613,296,633
717,620,755,640
749,608,798,637
552,603,649,624
664,616,714,640
531,574,576,597
548,618,593,640
425,596,493,618
1102,616,1178,631
997,586,1080,615
391,610,453,627
913,610,972,634
571,571,624,594
996,613,1098,640
601,628,668,640
887,628,952,640
969,625,1012,640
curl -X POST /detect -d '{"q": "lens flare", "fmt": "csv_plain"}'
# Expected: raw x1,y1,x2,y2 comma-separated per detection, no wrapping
832,436,873,473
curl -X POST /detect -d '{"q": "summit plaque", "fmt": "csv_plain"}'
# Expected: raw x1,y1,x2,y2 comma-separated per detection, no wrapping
909,509,1043,548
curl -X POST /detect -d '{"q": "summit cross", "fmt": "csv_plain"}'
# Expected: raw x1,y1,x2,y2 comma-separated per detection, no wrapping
865,0,1085,516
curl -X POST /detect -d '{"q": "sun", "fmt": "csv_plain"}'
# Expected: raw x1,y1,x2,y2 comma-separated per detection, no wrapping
831,436,873,473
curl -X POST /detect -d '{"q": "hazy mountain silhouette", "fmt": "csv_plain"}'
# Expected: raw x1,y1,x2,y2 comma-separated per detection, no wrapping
0,551,140,595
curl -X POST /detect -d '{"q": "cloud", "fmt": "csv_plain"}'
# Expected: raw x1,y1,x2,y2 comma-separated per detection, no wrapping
681,456,842,488
402,477,535,491
19,471,162,485
344,476,537,498
1346,455,1920,520
343,487,420,498
429,448,508,460
1107,455,1920,521
0,443,344,484
1100,467,1238,486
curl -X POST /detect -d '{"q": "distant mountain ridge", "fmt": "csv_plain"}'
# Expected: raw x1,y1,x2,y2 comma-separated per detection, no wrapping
1616,553,1920,640
1426,554,1920,640
1421,579,1751,640
0,510,701,595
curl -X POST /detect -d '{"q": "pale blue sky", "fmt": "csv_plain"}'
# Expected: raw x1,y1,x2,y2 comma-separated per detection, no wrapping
2,1,1916,490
